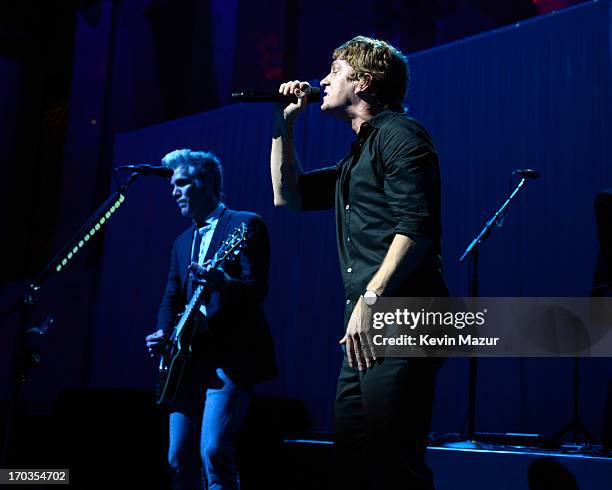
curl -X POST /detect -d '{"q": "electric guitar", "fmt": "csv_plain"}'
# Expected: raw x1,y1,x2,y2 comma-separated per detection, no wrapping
155,223,247,406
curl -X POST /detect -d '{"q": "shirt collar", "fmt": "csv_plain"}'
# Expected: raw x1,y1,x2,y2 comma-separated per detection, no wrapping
358,109,404,133
348,109,404,157
196,202,225,228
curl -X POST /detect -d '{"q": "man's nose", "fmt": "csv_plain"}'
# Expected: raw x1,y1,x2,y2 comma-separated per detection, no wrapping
172,187,180,198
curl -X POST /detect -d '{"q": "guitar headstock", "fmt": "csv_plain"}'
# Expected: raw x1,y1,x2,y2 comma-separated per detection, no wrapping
213,222,248,265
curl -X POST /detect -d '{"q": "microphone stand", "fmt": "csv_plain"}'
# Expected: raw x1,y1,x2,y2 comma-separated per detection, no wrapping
1,172,141,466
459,175,533,442
551,356,594,445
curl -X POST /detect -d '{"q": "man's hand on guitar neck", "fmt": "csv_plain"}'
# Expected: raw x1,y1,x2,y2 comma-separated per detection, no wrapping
189,262,232,293
145,329,167,358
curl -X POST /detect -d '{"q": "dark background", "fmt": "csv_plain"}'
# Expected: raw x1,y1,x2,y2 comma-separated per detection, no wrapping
0,0,585,283
1,0,610,483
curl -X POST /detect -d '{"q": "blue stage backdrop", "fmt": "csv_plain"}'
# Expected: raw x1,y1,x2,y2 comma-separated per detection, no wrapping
88,1,611,437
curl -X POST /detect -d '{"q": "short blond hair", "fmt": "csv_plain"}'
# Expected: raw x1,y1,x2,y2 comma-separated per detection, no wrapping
162,149,223,199
333,36,409,108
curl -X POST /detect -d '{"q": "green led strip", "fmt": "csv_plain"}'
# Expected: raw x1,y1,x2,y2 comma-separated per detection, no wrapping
55,193,126,273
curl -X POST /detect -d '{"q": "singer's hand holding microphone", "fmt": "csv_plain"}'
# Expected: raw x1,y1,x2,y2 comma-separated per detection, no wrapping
230,81,320,127
277,80,312,123
118,82,322,176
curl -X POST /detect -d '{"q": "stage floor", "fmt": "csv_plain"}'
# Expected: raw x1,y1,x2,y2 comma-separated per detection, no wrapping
427,443,610,490
283,437,612,490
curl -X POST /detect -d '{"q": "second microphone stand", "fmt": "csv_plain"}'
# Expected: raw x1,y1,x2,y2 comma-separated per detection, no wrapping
1,171,141,467
459,174,533,442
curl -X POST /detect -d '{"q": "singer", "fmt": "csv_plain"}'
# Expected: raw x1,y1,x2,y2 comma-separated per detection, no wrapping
270,36,448,489
145,149,276,490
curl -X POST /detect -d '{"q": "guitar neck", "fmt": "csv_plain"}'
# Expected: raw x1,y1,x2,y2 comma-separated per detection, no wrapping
175,222,246,333
176,283,205,333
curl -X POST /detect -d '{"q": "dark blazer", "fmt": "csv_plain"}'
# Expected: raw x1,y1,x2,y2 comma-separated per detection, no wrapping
156,207,277,386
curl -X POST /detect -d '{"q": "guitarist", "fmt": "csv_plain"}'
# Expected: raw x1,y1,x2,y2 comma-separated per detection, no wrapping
145,149,277,490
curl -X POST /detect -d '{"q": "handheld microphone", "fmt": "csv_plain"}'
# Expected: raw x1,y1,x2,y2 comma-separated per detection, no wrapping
231,87,321,103
513,169,540,179
116,165,173,178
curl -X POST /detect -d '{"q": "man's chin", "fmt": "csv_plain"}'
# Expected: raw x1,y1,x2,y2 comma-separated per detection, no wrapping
320,103,346,120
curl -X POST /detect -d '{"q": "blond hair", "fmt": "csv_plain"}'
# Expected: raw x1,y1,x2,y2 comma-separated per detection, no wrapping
333,36,409,109
162,149,223,199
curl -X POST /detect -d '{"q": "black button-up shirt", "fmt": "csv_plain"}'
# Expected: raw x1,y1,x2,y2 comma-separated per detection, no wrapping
299,110,447,326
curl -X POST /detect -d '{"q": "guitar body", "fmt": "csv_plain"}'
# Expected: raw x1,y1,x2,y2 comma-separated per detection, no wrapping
155,223,246,407
155,317,200,406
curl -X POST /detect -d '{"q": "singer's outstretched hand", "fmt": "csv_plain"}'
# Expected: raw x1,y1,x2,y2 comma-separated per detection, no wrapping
276,80,311,124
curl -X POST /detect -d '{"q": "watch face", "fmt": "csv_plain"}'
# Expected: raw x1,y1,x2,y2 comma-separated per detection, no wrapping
364,290,377,306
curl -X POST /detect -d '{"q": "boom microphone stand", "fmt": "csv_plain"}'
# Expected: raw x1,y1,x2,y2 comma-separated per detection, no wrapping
1,170,143,466
459,169,539,442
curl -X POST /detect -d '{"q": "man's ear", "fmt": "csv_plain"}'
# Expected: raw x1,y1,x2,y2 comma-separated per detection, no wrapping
355,73,373,94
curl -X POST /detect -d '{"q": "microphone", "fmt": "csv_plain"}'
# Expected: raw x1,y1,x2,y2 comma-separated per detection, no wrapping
513,169,540,179
116,164,174,178
231,87,321,103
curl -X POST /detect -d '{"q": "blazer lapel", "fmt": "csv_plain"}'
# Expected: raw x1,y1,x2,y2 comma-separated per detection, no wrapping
178,225,197,294
204,207,233,263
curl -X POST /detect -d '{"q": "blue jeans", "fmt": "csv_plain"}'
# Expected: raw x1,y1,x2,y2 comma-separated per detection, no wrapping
168,365,251,490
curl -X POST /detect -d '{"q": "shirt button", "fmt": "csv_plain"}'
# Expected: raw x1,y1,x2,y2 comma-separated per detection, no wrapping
347,267,352,273
347,237,351,243
345,204,350,210
346,299,351,304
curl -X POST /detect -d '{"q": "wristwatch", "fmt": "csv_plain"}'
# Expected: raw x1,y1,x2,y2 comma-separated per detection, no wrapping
363,290,378,306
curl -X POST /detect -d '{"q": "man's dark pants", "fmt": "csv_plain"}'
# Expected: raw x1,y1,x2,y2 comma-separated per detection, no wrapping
334,356,442,490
